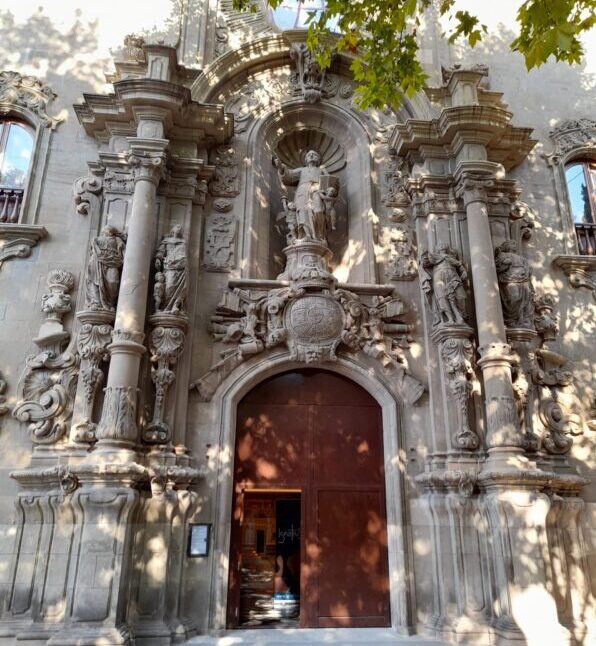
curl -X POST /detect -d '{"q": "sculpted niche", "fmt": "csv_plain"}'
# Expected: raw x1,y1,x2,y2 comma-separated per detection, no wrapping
494,239,534,328
154,224,188,315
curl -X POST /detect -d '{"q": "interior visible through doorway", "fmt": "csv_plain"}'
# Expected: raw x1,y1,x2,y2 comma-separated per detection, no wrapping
239,490,301,627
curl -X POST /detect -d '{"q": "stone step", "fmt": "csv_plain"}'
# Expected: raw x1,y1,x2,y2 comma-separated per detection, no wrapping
186,628,449,645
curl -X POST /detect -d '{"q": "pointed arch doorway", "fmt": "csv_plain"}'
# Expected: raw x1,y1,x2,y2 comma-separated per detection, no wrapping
227,369,390,629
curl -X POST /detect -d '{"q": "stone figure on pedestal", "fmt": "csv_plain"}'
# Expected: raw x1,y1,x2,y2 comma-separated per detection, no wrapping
495,239,534,328
420,244,468,327
154,224,188,315
84,225,125,311
274,150,338,245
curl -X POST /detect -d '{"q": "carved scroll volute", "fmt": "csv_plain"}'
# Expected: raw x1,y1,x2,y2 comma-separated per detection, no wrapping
72,313,114,443
432,327,479,451
144,323,186,444
13,269,79,445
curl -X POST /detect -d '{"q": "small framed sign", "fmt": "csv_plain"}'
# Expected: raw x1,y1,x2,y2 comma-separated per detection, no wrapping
188,523,211,557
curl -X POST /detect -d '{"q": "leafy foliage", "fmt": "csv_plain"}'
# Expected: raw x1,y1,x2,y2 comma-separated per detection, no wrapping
231,0,595,109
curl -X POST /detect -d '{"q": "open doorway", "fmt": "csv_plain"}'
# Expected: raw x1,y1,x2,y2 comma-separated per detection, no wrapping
235,491,301,627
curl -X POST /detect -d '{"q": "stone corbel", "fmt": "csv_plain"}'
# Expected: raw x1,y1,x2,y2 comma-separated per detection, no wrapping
553,255,596,299
0,223,47,270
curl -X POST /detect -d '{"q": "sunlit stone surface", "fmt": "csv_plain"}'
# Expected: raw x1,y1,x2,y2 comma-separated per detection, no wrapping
0,2,594,645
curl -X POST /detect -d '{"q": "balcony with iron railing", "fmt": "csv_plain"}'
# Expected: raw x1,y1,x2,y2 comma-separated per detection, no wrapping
575,222,596,256
0,187,24,223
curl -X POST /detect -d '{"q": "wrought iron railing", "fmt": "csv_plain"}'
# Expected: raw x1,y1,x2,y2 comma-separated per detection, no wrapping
0,187,24,223
575,222,596,256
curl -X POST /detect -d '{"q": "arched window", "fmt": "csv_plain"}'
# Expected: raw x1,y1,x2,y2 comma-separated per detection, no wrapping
0,119,34,223
564,159,596,255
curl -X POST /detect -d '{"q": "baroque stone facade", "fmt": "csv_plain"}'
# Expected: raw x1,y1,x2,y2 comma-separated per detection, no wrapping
0,3,594,646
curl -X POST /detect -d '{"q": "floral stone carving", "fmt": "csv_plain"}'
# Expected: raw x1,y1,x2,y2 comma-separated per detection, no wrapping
386,209,417,281
84,225,126,311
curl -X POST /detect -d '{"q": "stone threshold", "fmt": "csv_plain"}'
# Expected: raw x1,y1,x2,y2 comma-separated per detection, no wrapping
186,628,449,645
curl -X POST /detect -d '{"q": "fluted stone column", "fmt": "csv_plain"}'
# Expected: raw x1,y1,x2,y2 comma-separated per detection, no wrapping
95,139,167,457
457,172,525,469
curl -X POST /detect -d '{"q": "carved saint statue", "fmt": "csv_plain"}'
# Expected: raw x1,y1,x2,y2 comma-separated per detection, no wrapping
84,225,126,311
274,150,339,245
420,244,468,327
154,224,188,315
495,240,534,328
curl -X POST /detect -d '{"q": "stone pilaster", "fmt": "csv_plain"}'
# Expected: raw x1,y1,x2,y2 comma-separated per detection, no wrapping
95,140,167,457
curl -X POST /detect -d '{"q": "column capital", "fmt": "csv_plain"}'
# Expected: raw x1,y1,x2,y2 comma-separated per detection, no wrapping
455,173,495,206
127,150,167,186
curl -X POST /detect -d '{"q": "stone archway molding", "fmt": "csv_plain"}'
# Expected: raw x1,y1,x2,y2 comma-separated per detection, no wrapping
205,348,415,635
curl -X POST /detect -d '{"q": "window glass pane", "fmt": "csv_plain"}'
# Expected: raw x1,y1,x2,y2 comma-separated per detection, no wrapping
0,123,33,189
565,163,593,224
271,0,338,31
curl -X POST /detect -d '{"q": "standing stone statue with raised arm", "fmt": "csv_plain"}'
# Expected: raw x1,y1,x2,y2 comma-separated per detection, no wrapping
420,243,468,327
154,224,188,315
274,150,339,245
84,225,126,311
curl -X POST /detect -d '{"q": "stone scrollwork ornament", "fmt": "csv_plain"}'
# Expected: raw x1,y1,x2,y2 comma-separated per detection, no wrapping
209,146,240,197
203,214,237,272
13,269,79,444
84,225,126,311
533,349,585,454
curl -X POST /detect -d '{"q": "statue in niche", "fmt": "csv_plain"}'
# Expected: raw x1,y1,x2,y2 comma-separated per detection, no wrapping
274,150,339,245
84,225,126,311
420,244,468,327
495,239,534,328
154,224,188,315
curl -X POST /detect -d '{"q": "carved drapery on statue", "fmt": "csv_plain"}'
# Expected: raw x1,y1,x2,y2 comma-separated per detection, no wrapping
275,149,338,245
420,244,468,328
84,225,126,311
154,224,188,316
495,240,535,329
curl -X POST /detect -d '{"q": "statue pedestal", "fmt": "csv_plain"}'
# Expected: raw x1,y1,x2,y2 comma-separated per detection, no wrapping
278,238,335,289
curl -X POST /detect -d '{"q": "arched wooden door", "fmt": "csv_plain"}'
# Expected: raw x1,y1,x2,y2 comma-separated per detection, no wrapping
228,369,390,629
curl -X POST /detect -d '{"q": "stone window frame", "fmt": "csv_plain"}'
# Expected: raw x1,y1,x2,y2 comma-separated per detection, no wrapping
546,118,596,297
0,71,63,269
